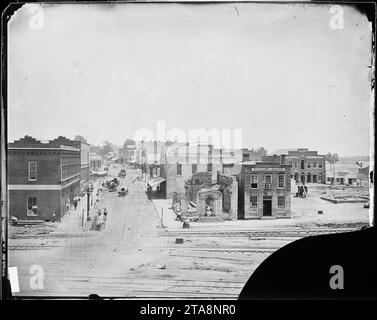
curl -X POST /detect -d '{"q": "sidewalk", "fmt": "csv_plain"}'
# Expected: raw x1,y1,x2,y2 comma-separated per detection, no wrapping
57,180,104,233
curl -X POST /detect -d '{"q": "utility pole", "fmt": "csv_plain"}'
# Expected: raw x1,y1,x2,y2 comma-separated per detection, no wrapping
86,188,90,221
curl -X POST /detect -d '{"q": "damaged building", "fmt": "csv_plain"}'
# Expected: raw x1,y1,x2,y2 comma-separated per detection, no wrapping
181,172,238,221
159,143,240,199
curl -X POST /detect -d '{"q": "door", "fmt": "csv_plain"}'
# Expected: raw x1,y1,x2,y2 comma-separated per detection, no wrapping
263,199,272,216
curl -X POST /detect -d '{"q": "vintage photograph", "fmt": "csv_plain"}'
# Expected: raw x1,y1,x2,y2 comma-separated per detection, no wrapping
2,1,374,299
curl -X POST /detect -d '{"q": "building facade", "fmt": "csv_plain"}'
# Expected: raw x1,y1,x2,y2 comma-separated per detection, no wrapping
160,143,240,198
282,148,326,184
90,154,102,169
239,157,291,219
76,140,90,188
8,136,81,221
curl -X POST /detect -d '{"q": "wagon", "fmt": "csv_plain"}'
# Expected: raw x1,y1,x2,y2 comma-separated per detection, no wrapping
118,187,128,196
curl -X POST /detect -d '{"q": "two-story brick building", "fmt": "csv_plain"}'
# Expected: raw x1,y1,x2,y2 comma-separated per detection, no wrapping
239,156,291,219
8,136,81,221
272,148,326,184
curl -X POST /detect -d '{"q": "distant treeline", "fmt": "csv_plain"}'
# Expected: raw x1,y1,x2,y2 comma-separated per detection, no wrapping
338,156,370,164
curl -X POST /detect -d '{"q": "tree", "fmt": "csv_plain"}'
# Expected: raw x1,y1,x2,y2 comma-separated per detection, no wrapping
255,147,268,156
122,139,135,149
99,141,113,156
74,135,87,143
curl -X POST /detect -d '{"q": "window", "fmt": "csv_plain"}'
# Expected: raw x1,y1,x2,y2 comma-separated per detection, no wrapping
28,161,37,181
265,175,272,189
313,162,317,168
294,161,298,168
278,174,285,188
307,162,311,168
177,163,182,175
301,160,305,169
207,163,213,172
250,196,258,211
278,196,285,209
250,174,258,189
319,162,323,168
192,164,197,174
27,197,38,216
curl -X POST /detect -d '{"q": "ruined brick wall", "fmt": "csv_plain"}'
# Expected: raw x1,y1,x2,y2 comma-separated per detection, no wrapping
217,173,238,220
184,172,213,202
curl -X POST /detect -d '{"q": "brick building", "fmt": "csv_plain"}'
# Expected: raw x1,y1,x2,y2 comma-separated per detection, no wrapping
273,148,326,184
8,136,81,221
239,156,291,219
50,136,91,191
241,148,267,162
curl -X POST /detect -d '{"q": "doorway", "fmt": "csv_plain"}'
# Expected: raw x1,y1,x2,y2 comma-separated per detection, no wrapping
263,197,272,216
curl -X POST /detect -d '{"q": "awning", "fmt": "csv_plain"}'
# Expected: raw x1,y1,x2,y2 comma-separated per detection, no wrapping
147,177,166,188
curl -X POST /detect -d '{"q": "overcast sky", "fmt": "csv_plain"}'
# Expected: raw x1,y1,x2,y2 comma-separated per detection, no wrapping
8,3,372,156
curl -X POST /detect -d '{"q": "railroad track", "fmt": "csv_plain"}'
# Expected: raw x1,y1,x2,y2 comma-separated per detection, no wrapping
9,245,63,250
161,227,359,238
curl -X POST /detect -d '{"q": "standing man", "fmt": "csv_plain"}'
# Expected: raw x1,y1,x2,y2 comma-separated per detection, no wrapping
73,197,78,210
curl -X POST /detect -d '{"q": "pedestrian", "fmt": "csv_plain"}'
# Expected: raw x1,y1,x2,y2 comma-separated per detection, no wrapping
66,200,70,213
103,208,108,225
52,213,56,223
73,198,78,210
